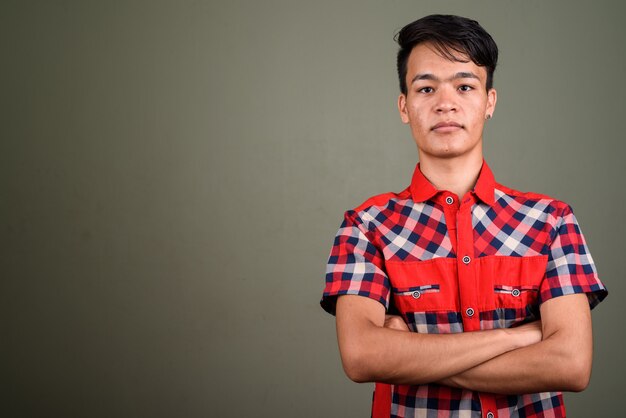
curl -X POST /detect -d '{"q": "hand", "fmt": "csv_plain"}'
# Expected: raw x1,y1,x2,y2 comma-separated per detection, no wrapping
384,315,410,332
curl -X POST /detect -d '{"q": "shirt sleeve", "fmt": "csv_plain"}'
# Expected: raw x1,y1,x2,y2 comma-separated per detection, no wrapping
320,210,391,315
539,204,607,308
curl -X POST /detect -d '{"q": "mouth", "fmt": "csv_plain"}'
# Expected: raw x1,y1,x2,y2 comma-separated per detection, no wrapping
431,121,463,132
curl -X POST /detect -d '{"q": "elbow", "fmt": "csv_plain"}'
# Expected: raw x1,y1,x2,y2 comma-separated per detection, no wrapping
560,354,592,392
543,329,593,392
565,365,591,392
339,338,384,383
344,365,370,384
341,348,375,383
565,375,590,393
337,322,382,383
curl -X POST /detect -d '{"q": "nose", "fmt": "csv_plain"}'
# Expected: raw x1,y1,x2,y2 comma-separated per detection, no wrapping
435,87,457,113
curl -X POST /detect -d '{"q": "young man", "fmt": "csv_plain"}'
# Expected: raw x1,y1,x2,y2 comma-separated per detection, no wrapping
320,15,607,418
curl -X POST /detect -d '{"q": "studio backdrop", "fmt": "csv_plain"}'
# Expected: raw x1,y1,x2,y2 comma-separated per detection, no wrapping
2,1,624,417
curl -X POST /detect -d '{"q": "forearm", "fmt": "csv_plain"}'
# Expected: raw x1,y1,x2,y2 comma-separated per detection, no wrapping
336,296,539,385
342,325,522,385
439,295,593,394
439,332,590,394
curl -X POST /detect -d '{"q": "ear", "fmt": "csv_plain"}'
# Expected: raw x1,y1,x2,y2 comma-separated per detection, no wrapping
486,88,497,118
398,94,410,124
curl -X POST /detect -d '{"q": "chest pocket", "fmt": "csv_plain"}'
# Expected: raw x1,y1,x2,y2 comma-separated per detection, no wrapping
386,258,458,315
474,255,548,329
478,255,547,310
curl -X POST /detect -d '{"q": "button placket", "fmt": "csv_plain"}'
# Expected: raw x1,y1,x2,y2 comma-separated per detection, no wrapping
441,195,459,254
456,197,480,331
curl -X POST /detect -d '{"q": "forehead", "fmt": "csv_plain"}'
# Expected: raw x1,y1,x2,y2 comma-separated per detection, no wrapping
406,43,487,82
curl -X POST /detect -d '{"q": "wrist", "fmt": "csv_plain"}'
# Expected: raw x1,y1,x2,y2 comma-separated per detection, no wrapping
503,327,525,350
502,323,542,350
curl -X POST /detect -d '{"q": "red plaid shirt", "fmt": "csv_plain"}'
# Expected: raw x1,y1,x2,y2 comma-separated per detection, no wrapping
321,161,607,418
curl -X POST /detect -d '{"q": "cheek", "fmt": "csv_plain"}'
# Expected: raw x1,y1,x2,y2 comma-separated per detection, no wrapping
409,108,428,129
410,120,428,137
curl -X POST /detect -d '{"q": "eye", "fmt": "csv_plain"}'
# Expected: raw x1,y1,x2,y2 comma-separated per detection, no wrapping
458,85,473,92
418,86,434,94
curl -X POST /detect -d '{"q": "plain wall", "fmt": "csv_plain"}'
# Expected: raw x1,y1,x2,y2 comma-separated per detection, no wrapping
2,1,624,417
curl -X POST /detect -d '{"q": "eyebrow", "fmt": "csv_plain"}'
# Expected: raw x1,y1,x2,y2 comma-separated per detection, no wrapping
411,71,480,84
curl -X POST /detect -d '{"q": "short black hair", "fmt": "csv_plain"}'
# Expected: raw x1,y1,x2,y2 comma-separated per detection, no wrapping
395,14,498,94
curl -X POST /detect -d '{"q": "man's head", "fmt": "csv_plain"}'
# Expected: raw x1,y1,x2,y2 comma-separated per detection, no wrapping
395,15,499,161
396,15,498,95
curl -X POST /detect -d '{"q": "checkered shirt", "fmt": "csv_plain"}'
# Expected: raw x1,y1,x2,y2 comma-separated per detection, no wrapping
321,161,607,418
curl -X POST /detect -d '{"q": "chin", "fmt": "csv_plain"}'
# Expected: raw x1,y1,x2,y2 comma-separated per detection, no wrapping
425,147,470,159
420,138,481,160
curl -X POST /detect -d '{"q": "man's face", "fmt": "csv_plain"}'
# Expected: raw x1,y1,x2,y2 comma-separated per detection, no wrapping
398,42,497,160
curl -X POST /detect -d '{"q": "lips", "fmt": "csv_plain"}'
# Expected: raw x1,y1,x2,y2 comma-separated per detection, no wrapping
431,121,463,131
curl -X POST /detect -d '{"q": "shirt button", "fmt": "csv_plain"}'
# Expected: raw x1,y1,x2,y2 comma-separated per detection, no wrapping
412,290,421,299
487,412,495,418
466,307,475,317
511,289,521,297
445,196,454,205
462,255,471,264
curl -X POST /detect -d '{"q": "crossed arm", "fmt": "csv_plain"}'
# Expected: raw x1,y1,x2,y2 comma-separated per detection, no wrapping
335,293,592,394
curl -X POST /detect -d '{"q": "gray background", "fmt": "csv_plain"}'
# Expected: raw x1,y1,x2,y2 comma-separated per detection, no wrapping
1,1,624,417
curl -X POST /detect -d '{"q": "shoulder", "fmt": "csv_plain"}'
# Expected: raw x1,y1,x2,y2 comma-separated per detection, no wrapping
494,182,573,219
349,187,412,217
339,187,413,232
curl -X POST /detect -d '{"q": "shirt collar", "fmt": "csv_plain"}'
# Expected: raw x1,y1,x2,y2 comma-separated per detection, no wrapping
409,159,496,206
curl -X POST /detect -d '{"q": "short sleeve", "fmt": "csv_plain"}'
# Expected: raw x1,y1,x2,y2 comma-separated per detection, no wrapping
540,205,607,308
320,210,391,315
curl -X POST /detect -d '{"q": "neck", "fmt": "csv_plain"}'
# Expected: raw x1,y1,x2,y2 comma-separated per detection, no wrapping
418,151,484,199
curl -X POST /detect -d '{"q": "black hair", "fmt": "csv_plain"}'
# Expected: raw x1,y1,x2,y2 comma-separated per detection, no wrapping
395,14,498,94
